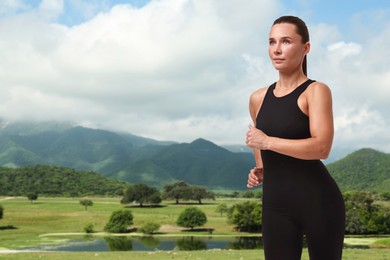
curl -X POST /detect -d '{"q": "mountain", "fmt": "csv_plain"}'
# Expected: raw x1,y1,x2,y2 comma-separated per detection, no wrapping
1,121,388,192
109,138,253,189
0,122,254,190
328,148,390,192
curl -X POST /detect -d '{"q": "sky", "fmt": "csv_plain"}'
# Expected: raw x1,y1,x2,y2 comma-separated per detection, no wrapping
0,0,389,155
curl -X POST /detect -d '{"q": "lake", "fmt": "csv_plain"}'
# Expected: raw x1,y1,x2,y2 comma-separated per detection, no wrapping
22,236,262,252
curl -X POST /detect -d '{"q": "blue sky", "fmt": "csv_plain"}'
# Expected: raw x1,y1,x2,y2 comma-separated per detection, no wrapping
0,0,389,156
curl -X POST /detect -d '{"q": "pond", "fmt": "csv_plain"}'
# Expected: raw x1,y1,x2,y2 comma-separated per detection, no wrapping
22,236,262,252
18,236,369,252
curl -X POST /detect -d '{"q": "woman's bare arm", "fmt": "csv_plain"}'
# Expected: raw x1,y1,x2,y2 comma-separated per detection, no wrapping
246,82,334,160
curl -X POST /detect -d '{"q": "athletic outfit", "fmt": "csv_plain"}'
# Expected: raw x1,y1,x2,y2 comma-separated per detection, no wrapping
256,79,345,260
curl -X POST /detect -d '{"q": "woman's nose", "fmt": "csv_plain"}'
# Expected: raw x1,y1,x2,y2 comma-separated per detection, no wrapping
274,44,282,54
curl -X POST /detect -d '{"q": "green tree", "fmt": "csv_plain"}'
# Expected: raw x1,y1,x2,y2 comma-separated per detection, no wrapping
140,222,161,234
380,192,390,201
190,186,215,204
241,190,255,198
231,191,240,198
254,190,263,199
344,190,390,234
27,192,38,204
176,207,207,230
104,210,134,233
121,184,161,207
227,201,262,232
163,181,192,204
215,203,228,216
79,199,93,211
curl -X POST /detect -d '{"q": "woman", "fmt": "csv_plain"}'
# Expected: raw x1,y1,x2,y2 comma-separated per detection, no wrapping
245,16,345,260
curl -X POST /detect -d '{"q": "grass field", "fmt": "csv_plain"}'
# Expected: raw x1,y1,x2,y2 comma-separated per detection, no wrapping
0,196,389,259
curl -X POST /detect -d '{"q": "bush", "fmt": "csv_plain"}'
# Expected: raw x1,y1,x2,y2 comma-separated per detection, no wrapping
104,210,134,233
227,201,262,232
176,207,207,230
140,222,161,234
84,223,95,233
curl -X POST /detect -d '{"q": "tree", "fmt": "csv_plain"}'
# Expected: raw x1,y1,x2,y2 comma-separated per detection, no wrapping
176,207,207,230
215,203,228,216
27,192,38,204
104,210,134,233
344,191,390,234
190,186,215,204
79,199,93,211
163,181,192,204
121,184,161,207
0,205,3,220
231,191,240,198
254,190,263,199
227,201,262,232
241,190,255,198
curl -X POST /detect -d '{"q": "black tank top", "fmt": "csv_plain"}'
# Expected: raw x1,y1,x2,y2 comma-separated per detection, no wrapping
255,79,339,210
256,79,315,168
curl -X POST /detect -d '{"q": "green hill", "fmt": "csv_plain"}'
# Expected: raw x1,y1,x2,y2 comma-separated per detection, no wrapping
0,165,127,196
0,122,254,190
1,121,389,192
328,148,390,192
110,138,253,189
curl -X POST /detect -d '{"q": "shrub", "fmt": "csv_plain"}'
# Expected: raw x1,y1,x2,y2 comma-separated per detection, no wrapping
84,223,95,233
140,222,161,234
227,201,262,232
104,210,134,233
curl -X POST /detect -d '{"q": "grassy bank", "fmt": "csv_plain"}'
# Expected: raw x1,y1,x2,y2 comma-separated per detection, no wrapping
0,197,255,249
0,196,389,259
1,249,390,260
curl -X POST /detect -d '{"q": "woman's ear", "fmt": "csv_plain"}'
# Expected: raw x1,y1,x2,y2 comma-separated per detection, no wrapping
304,42,311,55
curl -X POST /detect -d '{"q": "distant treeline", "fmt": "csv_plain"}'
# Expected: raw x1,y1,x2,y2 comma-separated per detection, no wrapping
0,165,127,196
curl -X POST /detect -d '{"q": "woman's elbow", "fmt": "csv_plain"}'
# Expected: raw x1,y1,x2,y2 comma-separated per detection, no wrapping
318,144,332,159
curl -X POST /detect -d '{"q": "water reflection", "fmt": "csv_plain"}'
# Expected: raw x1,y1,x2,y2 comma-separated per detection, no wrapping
175,237,207,251
104,237,133,251
26,236,262,252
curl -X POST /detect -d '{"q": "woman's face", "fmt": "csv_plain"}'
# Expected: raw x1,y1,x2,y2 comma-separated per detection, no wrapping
268,23,309,74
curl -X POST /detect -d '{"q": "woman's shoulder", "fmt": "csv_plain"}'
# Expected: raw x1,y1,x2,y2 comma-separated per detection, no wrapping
306,80,332,103
250,86,269,102
309,80,331,91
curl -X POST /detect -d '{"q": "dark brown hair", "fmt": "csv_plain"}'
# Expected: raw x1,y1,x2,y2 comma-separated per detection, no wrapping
273,16,309,76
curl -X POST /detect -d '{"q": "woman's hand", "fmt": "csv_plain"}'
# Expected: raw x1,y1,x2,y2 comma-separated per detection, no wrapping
246,125,270,150
247,166,264,188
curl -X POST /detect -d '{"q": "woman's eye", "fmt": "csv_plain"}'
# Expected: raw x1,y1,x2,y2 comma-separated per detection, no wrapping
282,40,290,44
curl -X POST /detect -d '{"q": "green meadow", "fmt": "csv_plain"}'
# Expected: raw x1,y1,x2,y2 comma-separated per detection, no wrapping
0,197,389,260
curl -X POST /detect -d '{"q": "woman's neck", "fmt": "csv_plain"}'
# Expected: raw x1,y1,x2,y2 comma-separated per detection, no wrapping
277,72,307,91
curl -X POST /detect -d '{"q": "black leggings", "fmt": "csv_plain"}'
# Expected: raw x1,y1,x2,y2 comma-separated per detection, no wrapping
262,205,345,260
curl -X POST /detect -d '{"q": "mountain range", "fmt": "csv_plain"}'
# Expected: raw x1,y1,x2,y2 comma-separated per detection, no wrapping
0,121,388,192
0,121,253,190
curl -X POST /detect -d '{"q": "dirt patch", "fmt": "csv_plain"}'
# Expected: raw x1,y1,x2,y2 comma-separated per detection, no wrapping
159,224,182,232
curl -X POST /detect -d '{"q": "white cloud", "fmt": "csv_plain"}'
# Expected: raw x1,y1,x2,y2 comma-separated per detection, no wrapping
0,0,27,15
0,0,389,153
0,0,280,145
38,0,64,21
